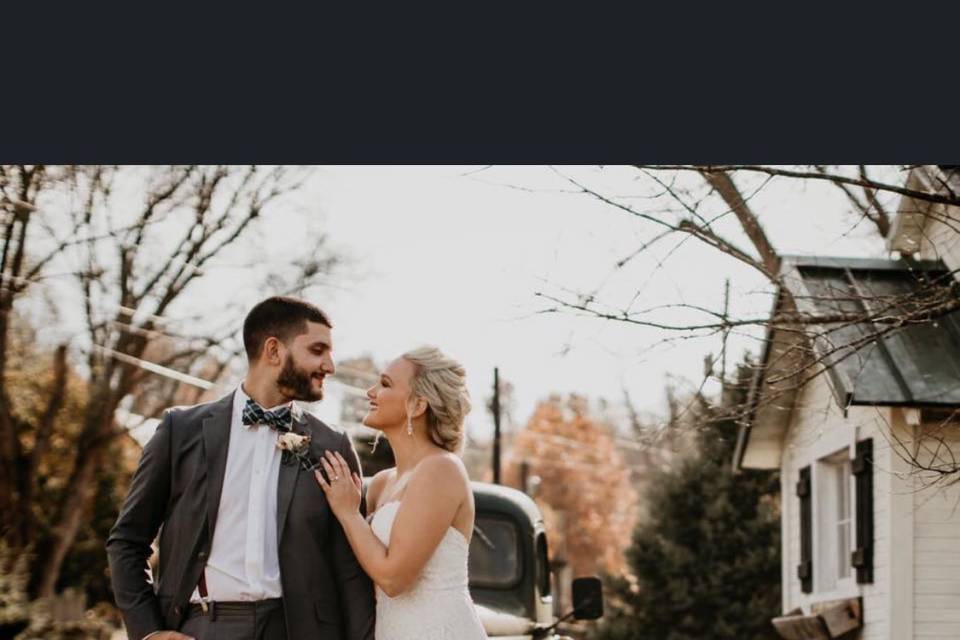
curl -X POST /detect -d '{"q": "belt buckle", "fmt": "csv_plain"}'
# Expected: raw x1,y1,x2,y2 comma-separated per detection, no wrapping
199,598,217,621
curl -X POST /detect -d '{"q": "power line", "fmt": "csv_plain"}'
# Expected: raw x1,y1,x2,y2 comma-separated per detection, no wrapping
91,344,215,390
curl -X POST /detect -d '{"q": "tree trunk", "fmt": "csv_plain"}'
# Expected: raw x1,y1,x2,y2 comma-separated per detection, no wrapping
700,170,781,278
33,443,105,598
32,371,127,598
0,307,18,541
20,344,69,542
0,168,41,543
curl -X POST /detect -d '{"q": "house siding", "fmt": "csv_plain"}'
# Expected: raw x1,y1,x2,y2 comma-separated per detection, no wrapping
896,178,960,640
782,372,960,639
911,418,960,640
916,202,960,273
907,182,960,638
781,372,893,640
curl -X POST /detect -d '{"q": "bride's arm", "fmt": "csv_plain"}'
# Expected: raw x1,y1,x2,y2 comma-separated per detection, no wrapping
316,451,465,597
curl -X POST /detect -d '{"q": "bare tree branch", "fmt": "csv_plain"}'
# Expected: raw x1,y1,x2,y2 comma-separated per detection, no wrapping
539,164,960,484
858,165,892,237
698,170,780,277
646,164,960,209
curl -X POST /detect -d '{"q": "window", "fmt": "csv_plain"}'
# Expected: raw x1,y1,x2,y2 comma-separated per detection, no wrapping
814,449,854,593
468,516,521,588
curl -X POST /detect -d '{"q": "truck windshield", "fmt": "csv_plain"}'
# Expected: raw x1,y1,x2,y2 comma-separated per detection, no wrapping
468,515,521,588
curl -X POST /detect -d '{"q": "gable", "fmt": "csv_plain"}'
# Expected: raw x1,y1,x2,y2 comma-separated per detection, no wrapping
736,256,960,471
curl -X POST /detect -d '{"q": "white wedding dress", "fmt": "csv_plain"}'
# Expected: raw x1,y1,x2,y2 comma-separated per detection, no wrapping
370,500,488,640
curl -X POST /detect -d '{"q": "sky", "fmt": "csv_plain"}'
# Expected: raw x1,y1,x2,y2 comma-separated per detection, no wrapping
268,166,889,441
22,165,896,444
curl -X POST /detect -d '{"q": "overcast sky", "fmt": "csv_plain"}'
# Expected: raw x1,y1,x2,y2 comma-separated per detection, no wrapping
277,166,888,441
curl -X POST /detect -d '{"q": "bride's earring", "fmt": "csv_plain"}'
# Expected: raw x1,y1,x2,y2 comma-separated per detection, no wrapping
406,416,414,437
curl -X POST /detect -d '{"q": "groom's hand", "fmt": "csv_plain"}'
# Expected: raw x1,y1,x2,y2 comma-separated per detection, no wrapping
146,632,195,640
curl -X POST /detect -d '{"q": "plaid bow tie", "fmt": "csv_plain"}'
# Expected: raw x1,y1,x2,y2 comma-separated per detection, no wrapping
241,399,293,432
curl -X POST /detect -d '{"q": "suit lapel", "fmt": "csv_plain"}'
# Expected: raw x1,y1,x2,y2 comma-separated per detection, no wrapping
277,403,307,543
202,392,234,540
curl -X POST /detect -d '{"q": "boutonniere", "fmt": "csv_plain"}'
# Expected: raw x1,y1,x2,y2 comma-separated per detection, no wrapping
276,431,318,470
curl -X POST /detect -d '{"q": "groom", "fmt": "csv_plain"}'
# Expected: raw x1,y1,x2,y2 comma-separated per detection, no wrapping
107,296,375,640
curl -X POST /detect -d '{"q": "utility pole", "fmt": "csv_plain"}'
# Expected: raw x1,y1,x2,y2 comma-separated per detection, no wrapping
492,367,501,484
721,278,730,385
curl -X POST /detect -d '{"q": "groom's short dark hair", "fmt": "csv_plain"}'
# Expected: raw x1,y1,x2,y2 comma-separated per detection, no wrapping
243,296,332,361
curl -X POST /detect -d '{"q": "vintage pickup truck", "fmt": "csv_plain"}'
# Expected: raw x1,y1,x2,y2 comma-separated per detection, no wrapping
467,482,603,640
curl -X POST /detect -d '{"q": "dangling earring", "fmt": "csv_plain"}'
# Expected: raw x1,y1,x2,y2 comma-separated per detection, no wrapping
406,415,414,437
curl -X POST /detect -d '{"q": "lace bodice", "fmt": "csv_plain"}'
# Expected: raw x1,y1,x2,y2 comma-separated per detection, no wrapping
369,501,487,640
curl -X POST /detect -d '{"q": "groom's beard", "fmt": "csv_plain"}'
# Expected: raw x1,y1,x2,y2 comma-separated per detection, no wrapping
276,353,324,402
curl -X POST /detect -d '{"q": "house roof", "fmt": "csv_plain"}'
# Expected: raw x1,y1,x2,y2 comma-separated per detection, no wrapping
888,165,960,255
734,255,960,470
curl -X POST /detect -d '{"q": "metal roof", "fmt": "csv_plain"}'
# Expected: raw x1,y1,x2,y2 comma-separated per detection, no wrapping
784,256,960,407
734,255,960,470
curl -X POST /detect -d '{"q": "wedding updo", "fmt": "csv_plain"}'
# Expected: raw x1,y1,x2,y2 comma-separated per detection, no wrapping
402,346,471,454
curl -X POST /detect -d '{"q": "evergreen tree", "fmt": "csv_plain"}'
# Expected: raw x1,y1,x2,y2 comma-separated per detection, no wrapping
591,362,781,640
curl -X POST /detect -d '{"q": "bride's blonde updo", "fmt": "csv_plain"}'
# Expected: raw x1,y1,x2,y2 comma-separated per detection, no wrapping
402,346,471,454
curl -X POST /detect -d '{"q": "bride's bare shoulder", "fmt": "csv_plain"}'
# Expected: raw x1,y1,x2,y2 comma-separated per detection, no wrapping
414,452,468,486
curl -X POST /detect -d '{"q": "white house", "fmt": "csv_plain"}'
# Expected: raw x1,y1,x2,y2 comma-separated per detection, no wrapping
733,166,960,640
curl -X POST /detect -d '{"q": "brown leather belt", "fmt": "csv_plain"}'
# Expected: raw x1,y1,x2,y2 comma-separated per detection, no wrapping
194,571,283,620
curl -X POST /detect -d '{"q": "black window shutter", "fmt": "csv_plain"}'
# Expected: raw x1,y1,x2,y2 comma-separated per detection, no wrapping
852,438,874,584
797,465,813,593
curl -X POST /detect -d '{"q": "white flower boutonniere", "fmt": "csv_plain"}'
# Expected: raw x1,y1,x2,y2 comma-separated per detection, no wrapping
276,431,310,452
276,432,317,469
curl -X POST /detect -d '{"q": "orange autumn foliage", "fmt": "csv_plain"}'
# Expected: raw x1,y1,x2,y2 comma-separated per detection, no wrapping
503,394,638,578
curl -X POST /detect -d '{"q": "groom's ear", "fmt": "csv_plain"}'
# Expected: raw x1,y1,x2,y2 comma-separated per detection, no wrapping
262,336,284,366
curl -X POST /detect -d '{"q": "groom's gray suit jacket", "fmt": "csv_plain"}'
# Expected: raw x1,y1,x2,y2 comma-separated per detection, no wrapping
106,392,376,640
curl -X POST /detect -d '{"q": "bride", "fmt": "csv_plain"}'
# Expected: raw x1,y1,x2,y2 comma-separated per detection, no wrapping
315,346,488,640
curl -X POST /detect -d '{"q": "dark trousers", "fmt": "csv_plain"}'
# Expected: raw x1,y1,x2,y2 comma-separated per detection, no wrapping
179,599,286,640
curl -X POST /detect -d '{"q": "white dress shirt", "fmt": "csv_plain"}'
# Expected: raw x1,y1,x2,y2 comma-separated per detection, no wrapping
190,385,287,603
